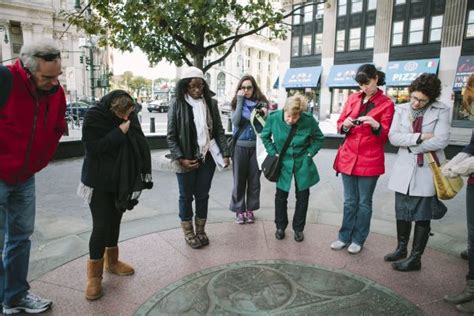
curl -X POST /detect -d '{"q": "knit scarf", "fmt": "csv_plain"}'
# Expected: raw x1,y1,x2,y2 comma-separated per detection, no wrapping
410,107,428,166
185,94,211,156
242,98,257,120
84,90,153,212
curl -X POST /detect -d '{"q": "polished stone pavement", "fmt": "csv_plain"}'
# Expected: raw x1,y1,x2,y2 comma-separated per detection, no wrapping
28,149,470,315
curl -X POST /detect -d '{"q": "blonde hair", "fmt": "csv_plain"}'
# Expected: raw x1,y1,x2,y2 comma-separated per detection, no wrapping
110,95,134,115
462,74,474,115
284,95,308,116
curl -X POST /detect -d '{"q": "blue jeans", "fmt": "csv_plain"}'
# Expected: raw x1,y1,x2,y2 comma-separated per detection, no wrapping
466,184,474,280
0,177,36,306
338,174,379,246
176,155,216,221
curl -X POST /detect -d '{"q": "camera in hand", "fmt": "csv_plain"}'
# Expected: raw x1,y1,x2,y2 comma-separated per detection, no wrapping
353,119,362,126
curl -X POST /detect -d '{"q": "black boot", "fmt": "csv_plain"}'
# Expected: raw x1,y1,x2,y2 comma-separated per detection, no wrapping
384,220,411,262
392,224,430,272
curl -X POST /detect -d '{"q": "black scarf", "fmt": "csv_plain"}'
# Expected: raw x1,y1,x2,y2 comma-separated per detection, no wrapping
88,90,153,212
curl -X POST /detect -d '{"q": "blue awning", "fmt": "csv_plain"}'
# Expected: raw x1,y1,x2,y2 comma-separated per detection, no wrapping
326,63,363,88
385,58,439,86
282,66,322,88
273,77,279,89
453,55,474,91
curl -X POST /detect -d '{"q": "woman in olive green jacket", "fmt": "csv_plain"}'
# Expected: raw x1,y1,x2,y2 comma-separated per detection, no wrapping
261,95,324,242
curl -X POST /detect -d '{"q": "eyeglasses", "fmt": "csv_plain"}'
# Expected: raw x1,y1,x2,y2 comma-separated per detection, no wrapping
241,85,253,91
34,52,61,61
410,95,430,106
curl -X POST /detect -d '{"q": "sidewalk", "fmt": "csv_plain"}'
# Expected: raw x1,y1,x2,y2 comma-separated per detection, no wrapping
30,149,469,314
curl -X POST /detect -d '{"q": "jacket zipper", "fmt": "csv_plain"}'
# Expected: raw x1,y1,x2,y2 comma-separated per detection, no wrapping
16,98,39,183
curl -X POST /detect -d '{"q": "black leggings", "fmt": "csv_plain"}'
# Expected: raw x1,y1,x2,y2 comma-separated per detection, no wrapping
89,190,123,259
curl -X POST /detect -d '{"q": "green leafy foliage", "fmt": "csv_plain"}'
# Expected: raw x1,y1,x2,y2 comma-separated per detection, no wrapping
64,0,312,72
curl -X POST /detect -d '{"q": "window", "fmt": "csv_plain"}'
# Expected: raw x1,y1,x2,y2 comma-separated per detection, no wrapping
466,10,474,38
316,3,324,19
429,15,443,42
292,36,299,56
293,7,301,25
247,48,251,57
304,4,313,23
367,0,377,11
409,18,424,44
349,27,361,50
365,25,375,48
395,0,406,4
336,30,345,52
315,33,323,54
392,21,404,46
217,72,225,97
205,73,211,86
302,35,312,55
258,51,262,59
338,0,347,16
351,0,363,13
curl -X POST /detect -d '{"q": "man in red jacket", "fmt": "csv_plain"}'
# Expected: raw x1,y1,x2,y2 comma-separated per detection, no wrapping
0,39,66,314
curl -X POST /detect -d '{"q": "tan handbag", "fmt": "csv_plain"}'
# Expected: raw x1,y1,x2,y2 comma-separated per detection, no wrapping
426,152,464,200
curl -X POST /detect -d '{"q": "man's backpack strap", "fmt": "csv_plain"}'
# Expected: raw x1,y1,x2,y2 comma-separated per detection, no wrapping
0,65,13,109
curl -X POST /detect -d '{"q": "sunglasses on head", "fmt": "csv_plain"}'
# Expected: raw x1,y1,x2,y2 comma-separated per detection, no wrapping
34,52,61,61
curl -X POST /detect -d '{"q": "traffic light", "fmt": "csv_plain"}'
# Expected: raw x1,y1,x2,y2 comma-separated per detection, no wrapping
79,56,84,64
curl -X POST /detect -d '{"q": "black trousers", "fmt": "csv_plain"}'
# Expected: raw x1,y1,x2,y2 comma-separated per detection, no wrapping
89,190,123,259
275,186,309,232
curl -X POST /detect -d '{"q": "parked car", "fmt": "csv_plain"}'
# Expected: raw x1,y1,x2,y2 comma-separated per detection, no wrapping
66,101,91,120
147,100,169,113
219,101,232,117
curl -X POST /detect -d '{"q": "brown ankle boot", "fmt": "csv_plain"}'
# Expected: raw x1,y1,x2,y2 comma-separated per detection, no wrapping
86,258,104,300
195,217,209,246
181,220,202,249
104,247,134,276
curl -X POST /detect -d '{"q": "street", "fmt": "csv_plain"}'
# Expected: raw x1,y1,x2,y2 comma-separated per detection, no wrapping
62,106,233,141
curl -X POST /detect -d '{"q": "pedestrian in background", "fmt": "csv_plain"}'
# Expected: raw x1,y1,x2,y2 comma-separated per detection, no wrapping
331,64,394,254
0,39,66,314
386,73,449,272
167,67,230,249
443,130,474,313
261,95,324,242
229,75,269,224
79,90,153,300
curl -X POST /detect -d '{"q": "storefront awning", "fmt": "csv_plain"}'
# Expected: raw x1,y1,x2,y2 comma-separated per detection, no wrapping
385,58,439,86
453,55,474,91
273,77,279,89
326,63,363,88
282,66,322,88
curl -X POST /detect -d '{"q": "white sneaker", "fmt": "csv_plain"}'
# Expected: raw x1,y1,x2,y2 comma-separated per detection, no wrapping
347,243,362,254
330,240,347,250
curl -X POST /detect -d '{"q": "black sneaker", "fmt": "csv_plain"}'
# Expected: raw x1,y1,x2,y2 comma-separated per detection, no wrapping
3,292,52,314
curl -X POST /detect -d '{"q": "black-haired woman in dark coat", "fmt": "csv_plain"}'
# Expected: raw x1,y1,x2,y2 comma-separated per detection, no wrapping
79,90,153,300
167,67,230,249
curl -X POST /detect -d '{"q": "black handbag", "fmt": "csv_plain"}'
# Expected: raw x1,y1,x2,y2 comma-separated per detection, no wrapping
262,124,297,182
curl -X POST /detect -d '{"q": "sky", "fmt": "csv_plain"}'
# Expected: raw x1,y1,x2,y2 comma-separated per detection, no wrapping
112,48,177,80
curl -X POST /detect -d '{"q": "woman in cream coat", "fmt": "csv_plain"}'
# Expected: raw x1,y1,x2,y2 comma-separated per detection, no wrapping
386,73,450,272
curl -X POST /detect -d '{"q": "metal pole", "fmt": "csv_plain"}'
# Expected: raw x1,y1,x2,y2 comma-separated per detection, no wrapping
150,117,155,133
89,45,95,99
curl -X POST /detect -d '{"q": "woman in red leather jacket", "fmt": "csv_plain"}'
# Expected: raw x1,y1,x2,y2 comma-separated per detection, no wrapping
330,64,395,254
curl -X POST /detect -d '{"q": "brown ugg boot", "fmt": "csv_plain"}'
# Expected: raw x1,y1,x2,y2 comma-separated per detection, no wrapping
85,258,104,300
181,220,202,249
104,246,135,276
195,217,209,246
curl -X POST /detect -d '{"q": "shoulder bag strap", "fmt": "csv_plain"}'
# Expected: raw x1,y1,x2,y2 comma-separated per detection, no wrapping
279,124,297,158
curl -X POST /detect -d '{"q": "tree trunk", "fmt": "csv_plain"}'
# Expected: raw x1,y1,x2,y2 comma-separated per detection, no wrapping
193,55,204,71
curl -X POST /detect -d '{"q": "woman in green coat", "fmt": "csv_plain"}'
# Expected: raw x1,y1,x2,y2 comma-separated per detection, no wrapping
261,95,324,242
